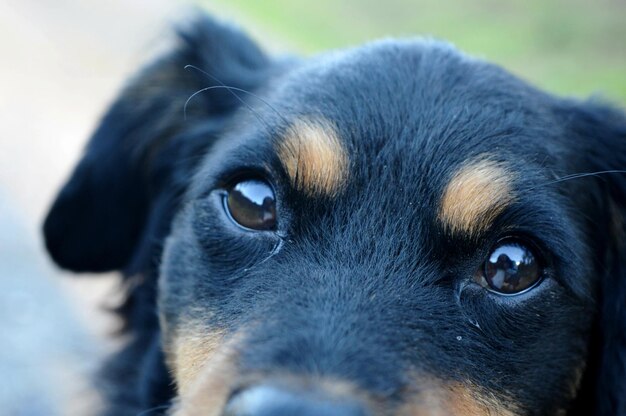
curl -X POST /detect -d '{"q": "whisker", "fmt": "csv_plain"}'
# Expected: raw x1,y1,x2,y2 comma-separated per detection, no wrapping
184,65,308,185
183,85,267,126
529,169,626,191
136,404,171,416
183,64,289,125
184,64,251,117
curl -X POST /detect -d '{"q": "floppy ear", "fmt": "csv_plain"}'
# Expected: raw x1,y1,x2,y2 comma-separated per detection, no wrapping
559,101,626,415
43,14,270,273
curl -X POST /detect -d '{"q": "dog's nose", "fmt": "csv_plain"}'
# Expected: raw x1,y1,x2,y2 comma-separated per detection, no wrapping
222,385,369,416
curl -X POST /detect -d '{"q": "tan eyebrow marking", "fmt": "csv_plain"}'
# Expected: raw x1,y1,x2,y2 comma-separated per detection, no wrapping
276,118,349,196
439,158,516,236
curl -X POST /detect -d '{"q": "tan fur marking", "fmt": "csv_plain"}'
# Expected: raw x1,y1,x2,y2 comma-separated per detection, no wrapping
172,330,243,416
277,119,349,196
567,361,587,400
397,379,519,416
268,375,382,412
439,158,515,236
444,384,518,416
170,325,227,395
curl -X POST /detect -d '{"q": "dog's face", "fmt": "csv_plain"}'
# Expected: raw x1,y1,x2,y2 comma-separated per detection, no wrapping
43,16,626,416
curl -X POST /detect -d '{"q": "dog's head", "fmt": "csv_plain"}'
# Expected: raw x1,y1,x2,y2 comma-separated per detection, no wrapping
43,15,626,416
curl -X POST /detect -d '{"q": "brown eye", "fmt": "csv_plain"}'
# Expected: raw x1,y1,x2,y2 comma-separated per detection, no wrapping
476,239,543,295
225,179,277,231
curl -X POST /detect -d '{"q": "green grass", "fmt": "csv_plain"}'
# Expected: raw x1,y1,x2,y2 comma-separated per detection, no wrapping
206,0,626,104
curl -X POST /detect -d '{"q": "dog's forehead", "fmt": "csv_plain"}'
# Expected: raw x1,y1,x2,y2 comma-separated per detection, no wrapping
257,40,550,211
265,39,549,169
273,38,525,117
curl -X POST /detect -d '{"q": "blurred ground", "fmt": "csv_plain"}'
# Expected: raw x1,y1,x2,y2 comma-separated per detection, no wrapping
0,194,100,415
0,1,179,414
0,1,624,415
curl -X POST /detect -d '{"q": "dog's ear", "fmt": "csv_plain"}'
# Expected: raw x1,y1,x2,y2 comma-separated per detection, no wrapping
558,100,626,415
43,15,270,273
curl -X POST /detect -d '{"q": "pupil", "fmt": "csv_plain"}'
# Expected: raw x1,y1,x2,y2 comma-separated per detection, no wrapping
485,242,539,293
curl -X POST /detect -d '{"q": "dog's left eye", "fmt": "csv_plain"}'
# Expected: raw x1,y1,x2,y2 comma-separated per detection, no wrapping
224,179,277,231
475,239,543,295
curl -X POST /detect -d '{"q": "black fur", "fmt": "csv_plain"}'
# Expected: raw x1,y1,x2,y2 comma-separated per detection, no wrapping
43,14,626,415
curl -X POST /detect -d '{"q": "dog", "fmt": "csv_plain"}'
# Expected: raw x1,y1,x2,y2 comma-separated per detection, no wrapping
43,13,626,416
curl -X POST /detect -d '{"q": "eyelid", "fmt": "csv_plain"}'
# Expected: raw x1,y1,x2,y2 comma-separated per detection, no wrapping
218,167,274,189
460,275,556,306
194,164,276,201
490,231,552,265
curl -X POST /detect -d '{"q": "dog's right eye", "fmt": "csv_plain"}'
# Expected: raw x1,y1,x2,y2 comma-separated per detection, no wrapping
224,179,277,231
474,238,543,295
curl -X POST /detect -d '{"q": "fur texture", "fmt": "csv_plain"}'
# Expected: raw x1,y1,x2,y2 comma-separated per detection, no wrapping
43,14,626,416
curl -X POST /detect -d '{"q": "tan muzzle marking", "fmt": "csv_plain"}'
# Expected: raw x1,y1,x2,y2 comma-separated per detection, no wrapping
171,329,242,416
397,379,519,416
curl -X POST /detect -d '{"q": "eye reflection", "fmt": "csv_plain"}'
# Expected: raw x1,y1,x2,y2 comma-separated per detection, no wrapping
477,240,542,295
225,179,276,231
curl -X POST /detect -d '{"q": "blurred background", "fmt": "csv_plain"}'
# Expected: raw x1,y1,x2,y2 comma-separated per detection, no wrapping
0,0,624,414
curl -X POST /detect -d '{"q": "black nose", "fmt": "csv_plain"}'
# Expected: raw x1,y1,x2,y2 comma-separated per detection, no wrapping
222,385,369,416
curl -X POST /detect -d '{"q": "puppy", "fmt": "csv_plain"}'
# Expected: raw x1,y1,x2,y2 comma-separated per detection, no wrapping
43,13,626,416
